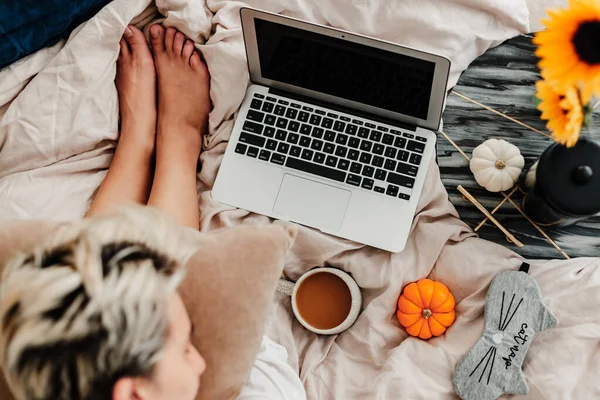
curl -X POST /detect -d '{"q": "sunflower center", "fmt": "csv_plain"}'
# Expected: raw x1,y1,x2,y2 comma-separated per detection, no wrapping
558,95,569,115
572,21,600,65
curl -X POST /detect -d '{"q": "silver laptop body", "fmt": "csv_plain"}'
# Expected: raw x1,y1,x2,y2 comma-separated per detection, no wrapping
213,8,450,252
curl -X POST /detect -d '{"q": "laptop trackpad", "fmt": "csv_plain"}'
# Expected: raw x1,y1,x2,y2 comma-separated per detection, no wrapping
273,174,350,231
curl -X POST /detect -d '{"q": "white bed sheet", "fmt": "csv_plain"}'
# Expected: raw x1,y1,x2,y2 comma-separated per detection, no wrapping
2,1,599,399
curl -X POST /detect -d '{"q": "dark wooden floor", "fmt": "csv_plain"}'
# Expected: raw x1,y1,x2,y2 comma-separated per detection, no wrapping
440,34,600,259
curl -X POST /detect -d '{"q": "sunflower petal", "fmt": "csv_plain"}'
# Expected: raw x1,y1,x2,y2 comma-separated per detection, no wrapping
535,0,600,92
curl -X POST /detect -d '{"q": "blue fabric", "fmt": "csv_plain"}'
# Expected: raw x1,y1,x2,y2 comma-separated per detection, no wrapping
0,0,113,70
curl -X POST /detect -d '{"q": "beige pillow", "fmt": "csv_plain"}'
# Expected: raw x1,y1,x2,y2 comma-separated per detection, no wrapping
181,223,297,399
0,216,297,400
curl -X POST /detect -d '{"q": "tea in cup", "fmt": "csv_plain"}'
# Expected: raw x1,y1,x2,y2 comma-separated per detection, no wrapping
277,267,362,335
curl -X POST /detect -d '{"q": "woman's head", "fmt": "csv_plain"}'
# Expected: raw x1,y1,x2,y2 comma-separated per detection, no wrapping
0,209,205,400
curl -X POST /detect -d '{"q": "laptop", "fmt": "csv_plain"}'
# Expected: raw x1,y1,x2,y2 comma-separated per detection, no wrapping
213,8,450,252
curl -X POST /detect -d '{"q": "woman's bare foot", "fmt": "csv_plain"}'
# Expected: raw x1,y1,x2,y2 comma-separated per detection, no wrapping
150,24,211,156
145,25,211,229
116,25,157,150
87,26,157,217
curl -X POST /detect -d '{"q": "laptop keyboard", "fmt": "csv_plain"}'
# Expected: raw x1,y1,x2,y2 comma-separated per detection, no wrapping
234,93,428,201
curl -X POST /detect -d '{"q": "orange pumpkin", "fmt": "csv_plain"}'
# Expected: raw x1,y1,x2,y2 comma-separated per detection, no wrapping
396,278,456,340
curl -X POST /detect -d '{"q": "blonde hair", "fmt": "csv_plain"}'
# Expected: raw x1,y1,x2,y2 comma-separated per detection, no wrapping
0,207,196,400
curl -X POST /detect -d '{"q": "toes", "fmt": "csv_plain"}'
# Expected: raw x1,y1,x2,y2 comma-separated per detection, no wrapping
150,24,166,53
123,25,148,53
182,40,195,60
173,32,185,56
119,38,131,59
190,52,202,69
165,27,177,53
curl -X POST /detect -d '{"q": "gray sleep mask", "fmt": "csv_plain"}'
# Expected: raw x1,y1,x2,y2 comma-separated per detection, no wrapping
453,263,558,400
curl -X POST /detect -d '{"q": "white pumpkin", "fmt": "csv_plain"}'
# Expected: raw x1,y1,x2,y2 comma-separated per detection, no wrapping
470,139,525,192
524,161,538,189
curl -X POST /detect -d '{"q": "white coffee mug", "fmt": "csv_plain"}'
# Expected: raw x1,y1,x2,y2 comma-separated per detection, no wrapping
277,267,362,335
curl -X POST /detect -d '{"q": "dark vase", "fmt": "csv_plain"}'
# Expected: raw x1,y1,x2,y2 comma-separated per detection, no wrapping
521,137,600,227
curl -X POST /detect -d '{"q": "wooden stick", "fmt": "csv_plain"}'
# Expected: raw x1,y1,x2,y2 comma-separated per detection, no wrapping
500,193,570,259
474,185,520,231
457,185,524,248
440,130,472,161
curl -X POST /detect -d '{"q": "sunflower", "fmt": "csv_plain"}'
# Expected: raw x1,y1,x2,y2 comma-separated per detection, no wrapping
536,80,584,147
534,0,600,102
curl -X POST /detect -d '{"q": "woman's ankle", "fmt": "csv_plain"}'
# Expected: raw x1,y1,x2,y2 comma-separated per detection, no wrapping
157,122,203,163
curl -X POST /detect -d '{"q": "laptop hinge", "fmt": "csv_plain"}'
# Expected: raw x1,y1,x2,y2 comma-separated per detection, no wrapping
268,88,417,132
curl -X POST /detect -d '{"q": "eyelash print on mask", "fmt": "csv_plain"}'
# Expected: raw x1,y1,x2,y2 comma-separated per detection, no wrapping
498,292,523,332
453,264,558,400
467,291,524,386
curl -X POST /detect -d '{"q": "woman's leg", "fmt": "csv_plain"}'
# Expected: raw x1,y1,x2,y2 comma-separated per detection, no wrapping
146,25,211,230
87,24,211,229
87,25,157,217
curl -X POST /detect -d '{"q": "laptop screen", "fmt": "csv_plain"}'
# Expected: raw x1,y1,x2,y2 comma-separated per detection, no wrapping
254,19,435,120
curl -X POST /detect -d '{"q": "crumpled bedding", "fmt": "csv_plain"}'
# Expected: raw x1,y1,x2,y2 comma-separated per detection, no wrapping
1,0,599,399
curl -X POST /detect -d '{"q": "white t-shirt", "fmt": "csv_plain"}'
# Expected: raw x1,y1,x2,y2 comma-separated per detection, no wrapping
237,336,306,400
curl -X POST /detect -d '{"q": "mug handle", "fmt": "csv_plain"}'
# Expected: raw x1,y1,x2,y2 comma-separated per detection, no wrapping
277,279,295,296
